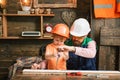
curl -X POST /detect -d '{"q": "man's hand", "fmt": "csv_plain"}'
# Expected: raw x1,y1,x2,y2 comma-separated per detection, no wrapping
57,45,76,52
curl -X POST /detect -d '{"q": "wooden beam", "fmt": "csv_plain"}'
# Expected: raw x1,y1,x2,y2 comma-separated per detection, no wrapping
118,46,120,71
100,27,120,46
23,69,120,76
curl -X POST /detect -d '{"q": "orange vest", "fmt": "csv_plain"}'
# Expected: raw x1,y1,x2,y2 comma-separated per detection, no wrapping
93,0,120,18
117,0,120,12
45,43,67,70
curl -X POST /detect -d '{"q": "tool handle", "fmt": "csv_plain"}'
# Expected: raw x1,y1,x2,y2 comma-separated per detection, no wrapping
66,72,82,76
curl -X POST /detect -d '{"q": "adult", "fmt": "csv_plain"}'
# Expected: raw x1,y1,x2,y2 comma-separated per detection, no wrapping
58,18,97,70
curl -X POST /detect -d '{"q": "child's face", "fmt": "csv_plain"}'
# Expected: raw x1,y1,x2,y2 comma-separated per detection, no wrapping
53,35,66,46
72,36,86,46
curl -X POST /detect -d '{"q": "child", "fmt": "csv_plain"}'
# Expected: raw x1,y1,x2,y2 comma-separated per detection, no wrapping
45,23,69,70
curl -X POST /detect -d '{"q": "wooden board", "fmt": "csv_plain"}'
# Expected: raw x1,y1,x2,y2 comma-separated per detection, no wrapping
10,69,120,80
119,47,120,71
100,27,120,46
98,46,117,70
23,69,120,75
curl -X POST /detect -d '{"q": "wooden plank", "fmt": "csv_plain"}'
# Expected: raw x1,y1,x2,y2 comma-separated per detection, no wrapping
98,46,116,70
41,16,43,37
2,16,7,37
108,46,116,70
11,74,120,80
98,46,107,70
100,27,120,46
12,69,120,80
23,69,120,75
0,14,55,16
119,47,120,71
12,74,66,80
105,19,119,28
0,36,53,39
101,38,120,46
0,73,8,80
91,19,104,43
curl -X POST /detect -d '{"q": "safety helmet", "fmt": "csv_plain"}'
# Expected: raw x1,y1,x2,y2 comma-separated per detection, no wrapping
51,23,69,38
70,18,91,37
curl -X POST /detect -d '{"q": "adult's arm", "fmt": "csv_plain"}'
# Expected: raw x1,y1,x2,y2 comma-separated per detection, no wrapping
75,41,97,58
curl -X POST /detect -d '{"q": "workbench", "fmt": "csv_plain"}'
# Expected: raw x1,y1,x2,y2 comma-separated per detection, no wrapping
11,69,120,80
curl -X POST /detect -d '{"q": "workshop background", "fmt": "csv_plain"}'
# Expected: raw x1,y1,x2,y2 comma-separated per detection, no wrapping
0,0,120,80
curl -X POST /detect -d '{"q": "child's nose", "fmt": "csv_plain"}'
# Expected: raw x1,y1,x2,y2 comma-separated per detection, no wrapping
57,41,63,45
58,42,61,45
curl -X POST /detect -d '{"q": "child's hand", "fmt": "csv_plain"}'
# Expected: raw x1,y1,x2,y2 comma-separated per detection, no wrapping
31,60,47,69
31,63,41,69
57,52,69,60
53,53,60,59
40,60,47,69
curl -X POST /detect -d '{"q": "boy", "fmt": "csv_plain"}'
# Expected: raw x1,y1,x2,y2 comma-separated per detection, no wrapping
45,23,69,70
31,23,69,70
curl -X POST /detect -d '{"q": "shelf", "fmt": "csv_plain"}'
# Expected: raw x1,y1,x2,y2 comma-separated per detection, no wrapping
0,14,55,16
0,13,55,39
0,37,53,39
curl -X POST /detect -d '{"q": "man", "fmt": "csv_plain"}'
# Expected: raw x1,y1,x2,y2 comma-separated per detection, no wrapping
58,18,97,70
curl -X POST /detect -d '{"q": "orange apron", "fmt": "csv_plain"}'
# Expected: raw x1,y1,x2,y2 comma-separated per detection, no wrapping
45,43,67,70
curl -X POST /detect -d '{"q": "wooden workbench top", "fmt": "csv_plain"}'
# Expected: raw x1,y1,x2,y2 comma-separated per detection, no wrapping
11,70,120,80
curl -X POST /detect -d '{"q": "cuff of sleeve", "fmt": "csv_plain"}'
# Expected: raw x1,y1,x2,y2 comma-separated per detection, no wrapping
74,47,82,55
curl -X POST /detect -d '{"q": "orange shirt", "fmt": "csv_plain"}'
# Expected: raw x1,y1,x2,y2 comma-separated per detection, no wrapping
45,43,69,70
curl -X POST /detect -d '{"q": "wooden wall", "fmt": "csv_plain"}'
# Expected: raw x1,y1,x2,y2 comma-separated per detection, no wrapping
91,18,120,70
0,0,120,80
0,0,91,80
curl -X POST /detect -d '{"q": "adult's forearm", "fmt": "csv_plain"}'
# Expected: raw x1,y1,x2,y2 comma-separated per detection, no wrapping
74,41,97,58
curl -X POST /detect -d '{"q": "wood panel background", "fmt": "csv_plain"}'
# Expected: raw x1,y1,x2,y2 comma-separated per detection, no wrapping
0,0,91,80
91,17,120,70
0,0,120,80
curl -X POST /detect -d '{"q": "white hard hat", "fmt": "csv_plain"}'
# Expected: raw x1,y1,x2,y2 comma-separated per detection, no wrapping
70,18,91,37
